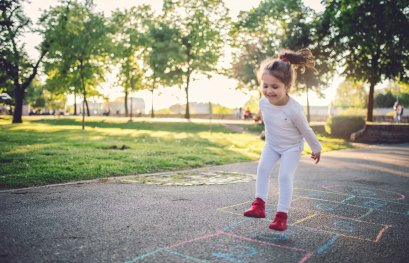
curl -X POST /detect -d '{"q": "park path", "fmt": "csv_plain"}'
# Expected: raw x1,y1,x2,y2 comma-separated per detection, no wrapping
1,143,409,262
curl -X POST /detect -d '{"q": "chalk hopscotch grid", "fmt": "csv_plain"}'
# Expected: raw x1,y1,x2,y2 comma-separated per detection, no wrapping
218,203,389,242
292,195,406,217
294,187,409,215
215,197,303,222
217,191,393,242
321,185,406,201
125,186,405,262
125,230,314,263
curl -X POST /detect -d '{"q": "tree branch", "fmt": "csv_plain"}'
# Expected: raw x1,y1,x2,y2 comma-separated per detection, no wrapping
21,49,49,90
6,6,19,22
11,19,30,38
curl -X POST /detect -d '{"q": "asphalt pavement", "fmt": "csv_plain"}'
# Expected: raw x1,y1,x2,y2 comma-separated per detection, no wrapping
1,143,409,263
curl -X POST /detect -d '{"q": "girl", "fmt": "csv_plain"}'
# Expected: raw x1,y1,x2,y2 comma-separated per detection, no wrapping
243,48,322,231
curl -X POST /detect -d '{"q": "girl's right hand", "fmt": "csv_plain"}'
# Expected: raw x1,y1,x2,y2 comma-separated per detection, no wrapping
311,152,321,164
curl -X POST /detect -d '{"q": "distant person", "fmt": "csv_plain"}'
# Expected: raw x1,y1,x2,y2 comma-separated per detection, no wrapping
243,107,252,119
393,101,404,123
243,48,322,231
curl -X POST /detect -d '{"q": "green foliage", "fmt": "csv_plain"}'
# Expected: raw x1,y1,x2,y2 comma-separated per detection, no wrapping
110,6,151,90
374,81,409,107
325,116,365,139
211,104,234,114
333,80,368,108
25,79,46,108
230,0,333,92
319,0,409,121
162,0,230,118
336,108,367,117
146,21,185,86
0,116,353,188
374,91,396,108
0,117,263,188
1,0,49,123
41,1,110,109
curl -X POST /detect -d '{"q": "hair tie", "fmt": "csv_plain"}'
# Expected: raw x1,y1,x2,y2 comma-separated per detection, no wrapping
280,56,289,62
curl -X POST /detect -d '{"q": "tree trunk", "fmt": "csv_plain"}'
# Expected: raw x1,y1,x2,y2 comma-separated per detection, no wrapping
151,89,155,118
367,82,375,122
74,93,77,115
85,97,90,117
124,90,129,117
12,86,24,123
150,78,156,118
184,72,191,119
306,85,311,123
82,96,85,130
79,60,87,128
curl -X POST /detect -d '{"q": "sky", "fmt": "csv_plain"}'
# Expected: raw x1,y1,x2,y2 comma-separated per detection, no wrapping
22,0,337,111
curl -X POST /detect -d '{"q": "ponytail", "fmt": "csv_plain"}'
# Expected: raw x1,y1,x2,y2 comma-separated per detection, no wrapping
258,48,315,89
279,48,315,70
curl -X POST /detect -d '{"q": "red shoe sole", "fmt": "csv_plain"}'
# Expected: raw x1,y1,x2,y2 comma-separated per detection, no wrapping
269,224,287,231
243,212,266,218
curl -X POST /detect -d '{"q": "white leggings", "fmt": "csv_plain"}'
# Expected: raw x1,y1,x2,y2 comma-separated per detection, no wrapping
255,144,301,213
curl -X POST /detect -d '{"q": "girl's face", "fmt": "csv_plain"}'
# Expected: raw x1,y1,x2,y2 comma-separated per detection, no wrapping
261,73,289,106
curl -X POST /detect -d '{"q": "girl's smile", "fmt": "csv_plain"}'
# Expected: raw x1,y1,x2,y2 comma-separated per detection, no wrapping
261,74,289,106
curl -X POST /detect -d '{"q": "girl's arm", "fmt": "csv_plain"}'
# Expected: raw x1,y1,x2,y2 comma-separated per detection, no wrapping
292,109,322,164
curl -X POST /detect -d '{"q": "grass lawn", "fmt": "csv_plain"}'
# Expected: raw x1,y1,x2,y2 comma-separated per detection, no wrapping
0,116,352,189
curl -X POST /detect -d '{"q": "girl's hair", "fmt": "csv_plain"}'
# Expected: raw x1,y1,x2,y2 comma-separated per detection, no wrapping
257,48,315,89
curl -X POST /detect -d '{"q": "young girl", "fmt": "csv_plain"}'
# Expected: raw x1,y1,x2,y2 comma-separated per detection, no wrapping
244,48,322,231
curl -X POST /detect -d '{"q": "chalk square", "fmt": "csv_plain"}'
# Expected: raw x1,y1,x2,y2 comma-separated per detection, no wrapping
167,232,311,263
356,208,405,225
294,213,389,242
294,188,351,202
218,201,322,226
321,185,405,201
291,197,371,219
222,217,336,252
342,196,409,215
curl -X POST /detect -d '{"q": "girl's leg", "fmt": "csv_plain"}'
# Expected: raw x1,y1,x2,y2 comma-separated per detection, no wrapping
255,144,281,202
277,150,301,213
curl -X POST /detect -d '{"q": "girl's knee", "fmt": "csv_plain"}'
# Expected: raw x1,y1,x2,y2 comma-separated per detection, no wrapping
279,174,293,186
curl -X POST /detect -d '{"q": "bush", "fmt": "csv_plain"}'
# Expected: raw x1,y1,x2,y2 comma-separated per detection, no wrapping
325,116,365,139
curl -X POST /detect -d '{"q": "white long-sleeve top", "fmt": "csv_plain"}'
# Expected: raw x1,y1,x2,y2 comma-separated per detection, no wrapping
260,96,322,154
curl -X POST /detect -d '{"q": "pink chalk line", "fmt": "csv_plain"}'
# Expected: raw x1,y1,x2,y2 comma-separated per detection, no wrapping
165,231,222,249
220,231,314,263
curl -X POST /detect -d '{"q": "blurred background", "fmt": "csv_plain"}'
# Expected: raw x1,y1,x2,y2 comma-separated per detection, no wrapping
1,0,408,123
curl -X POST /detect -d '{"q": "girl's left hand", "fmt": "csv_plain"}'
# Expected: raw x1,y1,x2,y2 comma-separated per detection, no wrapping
311,152,321,164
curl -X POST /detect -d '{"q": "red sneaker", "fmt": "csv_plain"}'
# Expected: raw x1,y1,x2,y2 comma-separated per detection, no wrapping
269,212,288,231
243,198,266,218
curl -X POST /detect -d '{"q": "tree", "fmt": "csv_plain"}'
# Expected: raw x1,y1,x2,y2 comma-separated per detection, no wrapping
320,0,409,121
1,0,49,123
282,7,334,123
25,78,45,110
375,81,409,107
41,0,109,129
162,0,229,119
110,6,150,117
333,80,368,108
144,21,185,118
229,0,285,92
229,0,333,122
374,91,395,108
